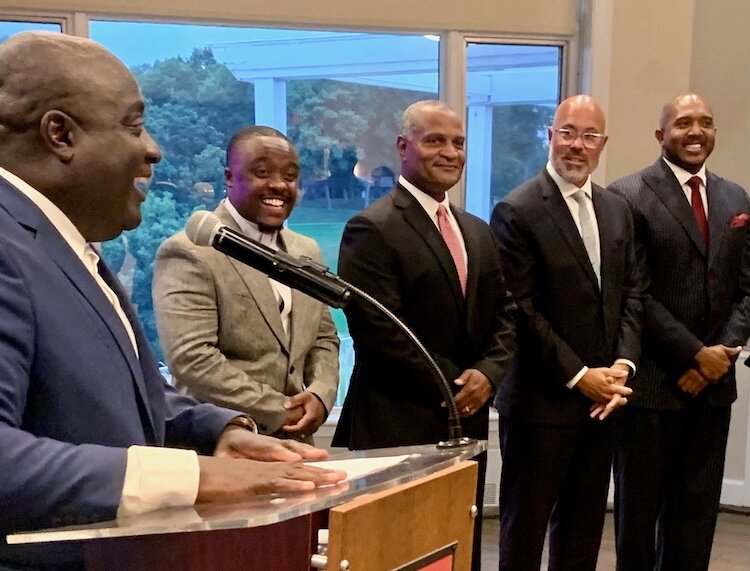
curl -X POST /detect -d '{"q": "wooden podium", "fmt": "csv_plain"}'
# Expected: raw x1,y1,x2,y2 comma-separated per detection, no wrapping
7,443,483,571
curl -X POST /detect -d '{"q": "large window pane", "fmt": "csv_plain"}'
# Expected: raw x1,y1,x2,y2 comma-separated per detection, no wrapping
91,21,438,404
464,43,562,221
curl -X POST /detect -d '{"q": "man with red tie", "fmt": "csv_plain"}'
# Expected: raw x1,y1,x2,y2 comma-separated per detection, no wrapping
332,100,516,571
609,93,750,571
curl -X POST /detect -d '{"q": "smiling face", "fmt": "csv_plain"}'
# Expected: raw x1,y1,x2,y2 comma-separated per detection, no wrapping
548,95,607,188
225,134,299,231
397,103,466,200
657,94,715,174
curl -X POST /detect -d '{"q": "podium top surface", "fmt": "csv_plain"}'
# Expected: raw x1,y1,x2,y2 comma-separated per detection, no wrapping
8,441,485,545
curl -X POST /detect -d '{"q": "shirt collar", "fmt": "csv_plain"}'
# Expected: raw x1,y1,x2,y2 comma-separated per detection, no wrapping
546,161,593,200
0,166,90,264
224,198,282,250
398,174,454,221
662,157,707,188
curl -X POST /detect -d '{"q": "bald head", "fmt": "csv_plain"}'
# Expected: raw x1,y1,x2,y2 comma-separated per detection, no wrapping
659,93,713,130
0,31,161,242
548,94,608,187
552,95,606,133
0,32,132,139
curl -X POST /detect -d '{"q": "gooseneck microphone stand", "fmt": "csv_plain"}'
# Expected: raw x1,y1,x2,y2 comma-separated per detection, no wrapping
341,281,476,449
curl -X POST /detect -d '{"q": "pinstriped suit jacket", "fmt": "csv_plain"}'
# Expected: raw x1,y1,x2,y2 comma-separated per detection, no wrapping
609,158,750,409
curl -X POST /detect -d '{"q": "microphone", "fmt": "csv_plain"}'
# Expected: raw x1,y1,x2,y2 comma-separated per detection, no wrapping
185,211,352,309
186,210,474,449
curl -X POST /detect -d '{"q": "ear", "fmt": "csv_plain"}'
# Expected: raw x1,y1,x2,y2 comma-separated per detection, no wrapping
547,126,554,142
655,128,664,144
396,135,407,160
224,166,233,187
39,110,78,163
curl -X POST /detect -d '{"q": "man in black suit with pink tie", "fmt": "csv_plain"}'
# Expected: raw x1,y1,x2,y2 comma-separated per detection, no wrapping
609,93,750,571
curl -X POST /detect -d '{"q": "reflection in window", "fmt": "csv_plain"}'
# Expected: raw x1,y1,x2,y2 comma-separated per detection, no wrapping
464,43,562,221
92,21,439,404
0,20,62,41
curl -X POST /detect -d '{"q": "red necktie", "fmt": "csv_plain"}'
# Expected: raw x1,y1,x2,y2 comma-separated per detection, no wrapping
436,204,467,295
687,176,708,247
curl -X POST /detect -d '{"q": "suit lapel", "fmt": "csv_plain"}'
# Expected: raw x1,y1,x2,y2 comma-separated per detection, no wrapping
0,179,156,437
393,186,465,311
216,204,289,351
539,171,599,289
645,159,706,256
706,171,730,266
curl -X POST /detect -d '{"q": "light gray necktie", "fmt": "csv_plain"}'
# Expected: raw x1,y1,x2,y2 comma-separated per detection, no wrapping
572,190,600,285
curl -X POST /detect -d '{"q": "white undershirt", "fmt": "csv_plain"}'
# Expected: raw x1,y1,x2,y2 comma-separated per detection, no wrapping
224,198,293,335
662,157,708,218
0,167,199,518
398,175,468,272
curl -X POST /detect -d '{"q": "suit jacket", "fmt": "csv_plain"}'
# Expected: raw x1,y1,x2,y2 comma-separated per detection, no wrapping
153,201,339,437
0,178,236,567
332,184,516,449
609,159,750,409
491,170,643,424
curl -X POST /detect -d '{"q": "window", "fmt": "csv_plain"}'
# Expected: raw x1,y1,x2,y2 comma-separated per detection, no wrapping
463,42,562,221
91,21,439,404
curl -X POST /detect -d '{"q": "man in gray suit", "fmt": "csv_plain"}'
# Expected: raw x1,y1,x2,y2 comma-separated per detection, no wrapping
609,93,750,571
153,126,339,442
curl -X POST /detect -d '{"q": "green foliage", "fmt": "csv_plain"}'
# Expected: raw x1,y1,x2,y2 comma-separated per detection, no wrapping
490,104,555,205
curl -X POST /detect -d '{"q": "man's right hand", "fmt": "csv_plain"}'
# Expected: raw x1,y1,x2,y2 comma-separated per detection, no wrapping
694,345,742,382
196,456,347,503
576,367,631,404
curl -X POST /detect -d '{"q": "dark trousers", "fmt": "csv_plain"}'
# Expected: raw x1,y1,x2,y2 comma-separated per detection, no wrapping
614,404,731,571
497,416,613,571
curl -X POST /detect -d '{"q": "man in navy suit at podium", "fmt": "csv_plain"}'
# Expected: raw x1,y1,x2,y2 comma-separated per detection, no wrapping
0,31,344,569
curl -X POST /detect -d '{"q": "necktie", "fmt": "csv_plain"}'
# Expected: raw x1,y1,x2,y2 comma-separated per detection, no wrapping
436,204,467,295
572,190,600,285
687,176,709,248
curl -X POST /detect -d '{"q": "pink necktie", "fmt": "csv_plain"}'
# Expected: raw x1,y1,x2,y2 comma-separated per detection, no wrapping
436,204,467,295
687,176,709,248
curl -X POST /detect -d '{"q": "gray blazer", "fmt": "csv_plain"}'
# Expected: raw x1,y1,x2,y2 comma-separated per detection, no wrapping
609,158,750,409
153,202,339,436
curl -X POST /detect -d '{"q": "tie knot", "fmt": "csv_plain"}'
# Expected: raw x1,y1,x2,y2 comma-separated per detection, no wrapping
437,204,449,218
687,176,702,192
572,189,588,204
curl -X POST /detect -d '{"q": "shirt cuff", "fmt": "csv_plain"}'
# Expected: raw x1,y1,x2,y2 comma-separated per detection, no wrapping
566,366,588,389
614,358,636,377
117,446,200,518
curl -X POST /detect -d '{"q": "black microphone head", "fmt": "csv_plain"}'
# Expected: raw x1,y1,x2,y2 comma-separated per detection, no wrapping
185,211,221,246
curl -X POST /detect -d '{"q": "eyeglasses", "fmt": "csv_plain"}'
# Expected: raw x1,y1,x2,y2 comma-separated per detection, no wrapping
553,128,607,149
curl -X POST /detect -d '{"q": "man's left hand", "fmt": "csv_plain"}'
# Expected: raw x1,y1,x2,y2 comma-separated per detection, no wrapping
281,391,327,436
214,427,329,462
453,369,493,417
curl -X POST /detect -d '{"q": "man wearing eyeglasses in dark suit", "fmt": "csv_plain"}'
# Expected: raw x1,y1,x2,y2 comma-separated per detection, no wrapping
490,95,643,571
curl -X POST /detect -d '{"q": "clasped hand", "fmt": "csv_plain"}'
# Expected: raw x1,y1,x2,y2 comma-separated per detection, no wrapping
578,364,632,421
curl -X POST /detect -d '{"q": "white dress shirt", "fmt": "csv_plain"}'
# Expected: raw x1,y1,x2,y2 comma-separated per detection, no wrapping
399,175,468,274
0,167,200,518
224,198,293,336
544,163,636,387
662,157,708,217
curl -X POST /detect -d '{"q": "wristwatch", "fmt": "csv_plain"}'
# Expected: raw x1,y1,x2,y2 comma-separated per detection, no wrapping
226,415,259,434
